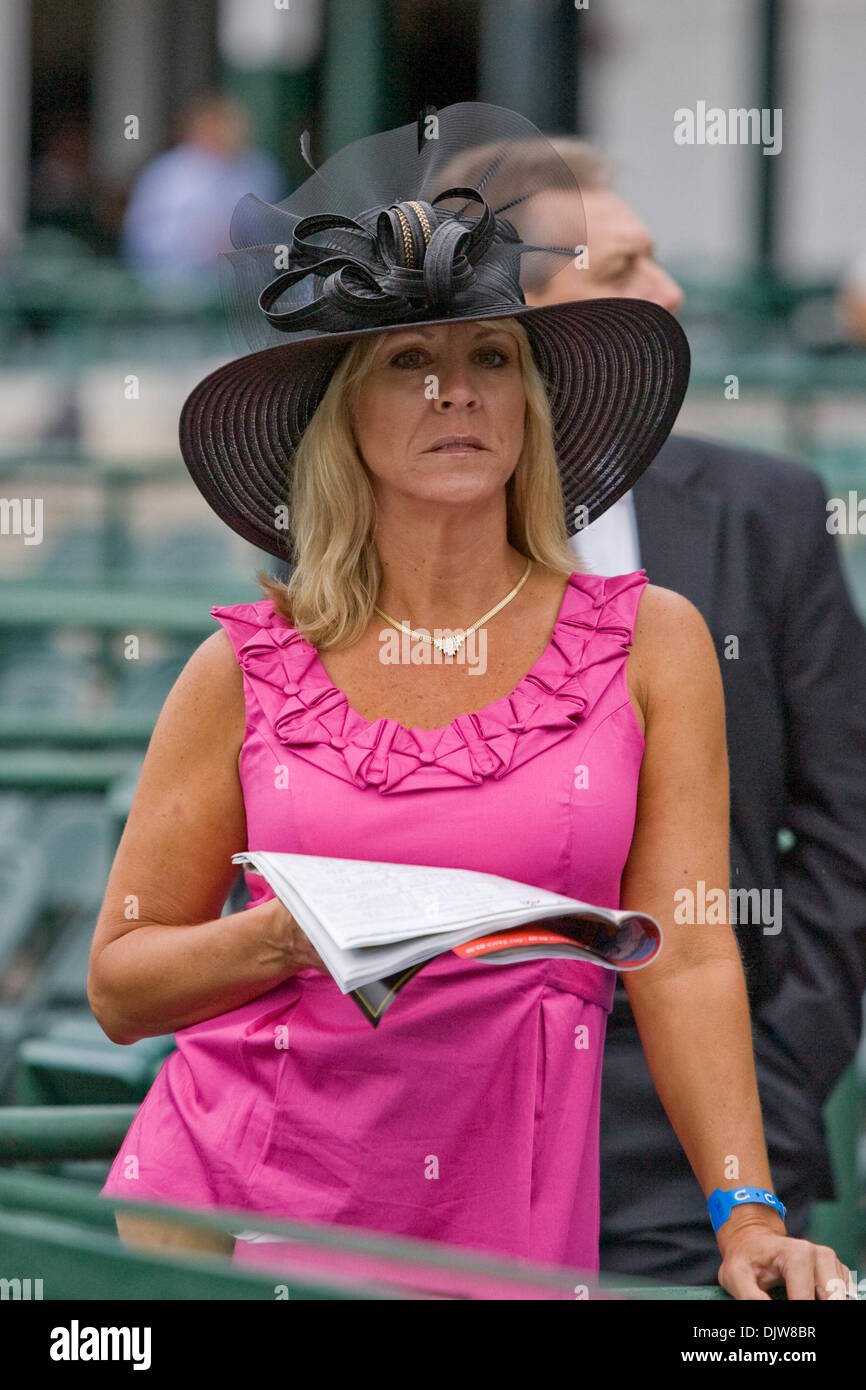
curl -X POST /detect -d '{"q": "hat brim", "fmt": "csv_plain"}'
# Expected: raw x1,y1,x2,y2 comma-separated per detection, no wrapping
179,297,690,562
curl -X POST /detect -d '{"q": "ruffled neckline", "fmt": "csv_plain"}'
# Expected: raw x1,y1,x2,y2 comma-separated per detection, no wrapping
212,569,647,795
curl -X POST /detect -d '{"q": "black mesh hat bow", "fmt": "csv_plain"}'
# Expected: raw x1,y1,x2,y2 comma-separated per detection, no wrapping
256,187,529,334
179,101,690,562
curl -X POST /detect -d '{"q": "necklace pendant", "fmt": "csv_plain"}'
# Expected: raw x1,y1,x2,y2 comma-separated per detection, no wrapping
435,632,465,657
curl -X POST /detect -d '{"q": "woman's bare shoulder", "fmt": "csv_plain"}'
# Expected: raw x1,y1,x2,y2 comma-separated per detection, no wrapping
180,628,243,689
628,582,722,721
634,581,713,647
148,629,246,762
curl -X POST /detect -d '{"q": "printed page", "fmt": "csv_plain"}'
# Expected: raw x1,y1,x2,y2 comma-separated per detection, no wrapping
237,852,579,948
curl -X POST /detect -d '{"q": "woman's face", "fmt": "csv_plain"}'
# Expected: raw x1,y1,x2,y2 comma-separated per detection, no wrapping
351,319,527,519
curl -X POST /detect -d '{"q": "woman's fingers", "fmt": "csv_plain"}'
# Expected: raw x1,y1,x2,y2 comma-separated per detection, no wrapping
718,1258,773,1300
720,1235,855,1301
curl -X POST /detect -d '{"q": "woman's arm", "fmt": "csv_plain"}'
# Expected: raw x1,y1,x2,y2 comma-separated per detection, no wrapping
620,584,848,1300
87,629,324,1046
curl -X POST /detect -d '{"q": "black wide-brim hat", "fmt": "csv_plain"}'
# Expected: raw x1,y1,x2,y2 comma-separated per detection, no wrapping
179,102,690,563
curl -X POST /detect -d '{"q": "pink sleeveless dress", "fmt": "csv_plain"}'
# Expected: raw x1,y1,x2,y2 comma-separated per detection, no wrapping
100,568,648,1284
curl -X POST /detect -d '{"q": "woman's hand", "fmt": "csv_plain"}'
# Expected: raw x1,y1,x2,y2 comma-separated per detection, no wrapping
262,896,330,976
717,1218,856,1300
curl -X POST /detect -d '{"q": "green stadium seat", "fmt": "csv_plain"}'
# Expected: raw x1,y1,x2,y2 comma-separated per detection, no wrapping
38,797,112,915
15,1010,175,1107
112,655,188,713
34,525,111,583
807,1058,866,1268
0,652,98,716
0,835,46,982
127,528,244,587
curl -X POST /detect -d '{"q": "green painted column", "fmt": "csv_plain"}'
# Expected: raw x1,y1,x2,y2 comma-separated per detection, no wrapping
479,0,579,132
221,67,317,190
218,0,325,188
756,0,783,278
319,0,385,157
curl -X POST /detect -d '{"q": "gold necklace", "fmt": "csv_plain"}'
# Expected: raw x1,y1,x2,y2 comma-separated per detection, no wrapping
373,557,533,658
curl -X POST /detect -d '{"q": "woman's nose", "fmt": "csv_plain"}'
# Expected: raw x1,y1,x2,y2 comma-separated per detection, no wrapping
432,364,479,408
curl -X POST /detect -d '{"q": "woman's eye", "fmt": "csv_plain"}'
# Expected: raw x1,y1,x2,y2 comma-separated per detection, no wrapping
390,349,428,368
388,345,510,369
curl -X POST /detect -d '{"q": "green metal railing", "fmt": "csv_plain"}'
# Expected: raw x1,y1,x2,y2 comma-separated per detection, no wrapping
0,1104,739,1300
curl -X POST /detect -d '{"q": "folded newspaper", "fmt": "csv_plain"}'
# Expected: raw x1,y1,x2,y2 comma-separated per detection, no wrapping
231,852,662,1025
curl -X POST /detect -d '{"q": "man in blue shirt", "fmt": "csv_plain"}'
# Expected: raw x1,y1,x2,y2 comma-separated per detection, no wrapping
122,93,284,278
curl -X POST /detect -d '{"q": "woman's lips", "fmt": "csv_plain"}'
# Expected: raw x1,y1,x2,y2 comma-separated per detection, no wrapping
425,437,486,453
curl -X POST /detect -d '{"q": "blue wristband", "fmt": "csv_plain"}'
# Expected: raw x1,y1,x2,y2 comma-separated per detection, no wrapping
707,1186,786,1234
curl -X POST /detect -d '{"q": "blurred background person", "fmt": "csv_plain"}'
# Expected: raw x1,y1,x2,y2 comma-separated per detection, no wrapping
28,114,112,253
120,92,284,278
838,252,866,347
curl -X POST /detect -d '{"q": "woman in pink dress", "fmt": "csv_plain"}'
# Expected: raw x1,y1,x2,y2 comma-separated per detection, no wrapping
89,105,849,1299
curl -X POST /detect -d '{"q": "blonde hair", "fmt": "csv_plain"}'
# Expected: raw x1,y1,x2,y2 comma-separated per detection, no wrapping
258,317,581,649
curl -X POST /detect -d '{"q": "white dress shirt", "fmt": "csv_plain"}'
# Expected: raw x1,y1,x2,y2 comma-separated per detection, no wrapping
568,489,642,576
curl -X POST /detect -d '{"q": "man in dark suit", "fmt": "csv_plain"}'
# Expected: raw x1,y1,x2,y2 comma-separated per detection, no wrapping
519,138,866,1282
